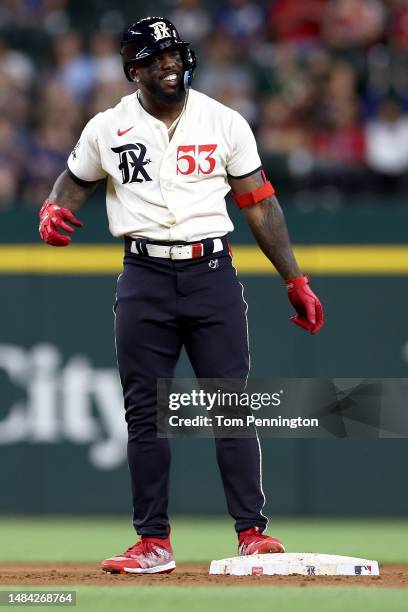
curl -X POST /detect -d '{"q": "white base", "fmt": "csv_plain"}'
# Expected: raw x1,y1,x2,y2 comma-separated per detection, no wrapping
209,553,380,576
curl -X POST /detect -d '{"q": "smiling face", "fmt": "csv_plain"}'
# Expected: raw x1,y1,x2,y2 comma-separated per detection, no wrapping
128,48,185,104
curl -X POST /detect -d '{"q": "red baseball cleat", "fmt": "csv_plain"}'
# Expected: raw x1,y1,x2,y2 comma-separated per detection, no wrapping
238,526,285,555
101,533,175,574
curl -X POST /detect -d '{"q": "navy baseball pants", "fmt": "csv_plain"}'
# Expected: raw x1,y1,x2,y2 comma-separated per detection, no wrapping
114,236,267,537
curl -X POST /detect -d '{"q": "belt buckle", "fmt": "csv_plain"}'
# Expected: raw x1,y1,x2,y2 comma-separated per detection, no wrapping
168,243,204,260
169,244,184,260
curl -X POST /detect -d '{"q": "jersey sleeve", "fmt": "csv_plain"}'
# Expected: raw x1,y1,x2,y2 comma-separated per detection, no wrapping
226,112,262,178
67,115,106,184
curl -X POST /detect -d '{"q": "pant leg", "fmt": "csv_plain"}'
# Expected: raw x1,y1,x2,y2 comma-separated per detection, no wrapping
114,257,182,537
179,254,268,533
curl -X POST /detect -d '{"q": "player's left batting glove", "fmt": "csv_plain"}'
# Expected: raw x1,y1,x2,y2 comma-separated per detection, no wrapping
285,275,324,335
39,199,83,247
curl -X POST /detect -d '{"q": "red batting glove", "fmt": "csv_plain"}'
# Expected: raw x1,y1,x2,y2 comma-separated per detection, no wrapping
285,275,324,335
39,199,83,247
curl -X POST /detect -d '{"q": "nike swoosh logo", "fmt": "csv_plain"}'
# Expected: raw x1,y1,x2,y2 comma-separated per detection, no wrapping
117,126,134,136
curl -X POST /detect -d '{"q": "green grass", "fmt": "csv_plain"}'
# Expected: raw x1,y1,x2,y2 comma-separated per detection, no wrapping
0,516,407,563
1,518,407,612
3,586,408,612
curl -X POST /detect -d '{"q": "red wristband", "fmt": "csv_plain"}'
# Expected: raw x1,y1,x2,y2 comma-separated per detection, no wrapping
232,181,275,208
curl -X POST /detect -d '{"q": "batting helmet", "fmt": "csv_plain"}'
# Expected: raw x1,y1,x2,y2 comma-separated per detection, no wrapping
120,17,197,88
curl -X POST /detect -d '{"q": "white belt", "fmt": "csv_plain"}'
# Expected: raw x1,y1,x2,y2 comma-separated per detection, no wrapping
130,238,224,260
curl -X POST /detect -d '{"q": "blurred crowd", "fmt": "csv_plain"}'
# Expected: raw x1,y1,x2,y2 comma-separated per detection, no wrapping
1,0,408,209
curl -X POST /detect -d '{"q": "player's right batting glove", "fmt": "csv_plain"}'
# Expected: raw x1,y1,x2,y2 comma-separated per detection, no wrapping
285,275,324,335
39,199,83,247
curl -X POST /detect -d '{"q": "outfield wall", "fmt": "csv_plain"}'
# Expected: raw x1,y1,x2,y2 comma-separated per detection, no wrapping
0,207,407,516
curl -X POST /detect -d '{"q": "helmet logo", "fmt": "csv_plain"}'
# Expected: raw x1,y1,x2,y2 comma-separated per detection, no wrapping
149,21,172,41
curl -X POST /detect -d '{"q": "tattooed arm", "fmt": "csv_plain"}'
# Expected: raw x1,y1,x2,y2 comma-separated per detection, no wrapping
39,170,101,246
49,169,100,211
228,169,324,334
228,169,301,280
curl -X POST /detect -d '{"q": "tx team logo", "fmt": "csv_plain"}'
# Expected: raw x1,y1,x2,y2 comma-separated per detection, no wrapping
149,21,172,41
111,143,152,184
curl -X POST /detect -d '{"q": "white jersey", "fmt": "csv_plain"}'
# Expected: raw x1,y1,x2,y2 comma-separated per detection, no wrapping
67,89,261,242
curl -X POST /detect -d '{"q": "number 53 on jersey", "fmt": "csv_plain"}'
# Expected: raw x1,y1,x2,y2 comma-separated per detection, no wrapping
176,144,218,175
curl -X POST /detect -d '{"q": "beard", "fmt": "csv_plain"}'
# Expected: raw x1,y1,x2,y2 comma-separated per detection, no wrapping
144,74,185,104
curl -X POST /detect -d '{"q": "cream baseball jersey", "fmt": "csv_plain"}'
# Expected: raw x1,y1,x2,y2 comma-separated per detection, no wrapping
67,89,262,242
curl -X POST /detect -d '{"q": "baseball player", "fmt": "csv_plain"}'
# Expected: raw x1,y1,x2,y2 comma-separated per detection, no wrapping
39,17,324,575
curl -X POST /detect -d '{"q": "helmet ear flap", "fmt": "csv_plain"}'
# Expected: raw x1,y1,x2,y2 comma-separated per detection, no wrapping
182,46,197,89
183,70,191,89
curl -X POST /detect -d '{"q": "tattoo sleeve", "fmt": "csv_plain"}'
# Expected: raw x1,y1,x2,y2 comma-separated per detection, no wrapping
238,173,301,280
48,170,101,212
243,196,301,279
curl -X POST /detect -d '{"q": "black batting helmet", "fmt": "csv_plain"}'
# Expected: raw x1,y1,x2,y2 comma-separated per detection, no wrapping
120,17,197,88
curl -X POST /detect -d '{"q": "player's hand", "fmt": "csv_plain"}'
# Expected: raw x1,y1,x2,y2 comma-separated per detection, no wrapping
39,198,83,247
285,275,324,335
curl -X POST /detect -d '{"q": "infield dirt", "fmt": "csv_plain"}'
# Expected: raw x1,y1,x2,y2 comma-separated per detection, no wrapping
0,562,407,588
